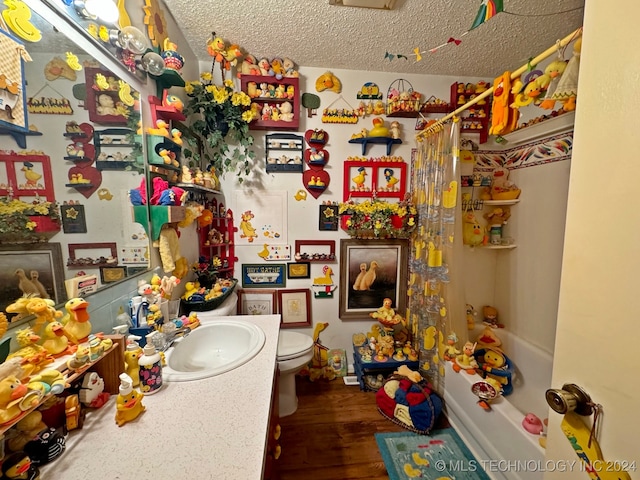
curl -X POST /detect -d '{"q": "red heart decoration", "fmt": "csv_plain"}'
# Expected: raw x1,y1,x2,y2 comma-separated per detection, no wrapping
68,165,102,198
304,148,329,168
302,169,330,199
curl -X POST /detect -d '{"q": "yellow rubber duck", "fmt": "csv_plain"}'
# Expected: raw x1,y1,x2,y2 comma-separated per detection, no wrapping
40,321,71,357
369,117,389,137
2,0,41,42
182,282,199,301
61,297,92,344
0,375,29,425
147,119,170,137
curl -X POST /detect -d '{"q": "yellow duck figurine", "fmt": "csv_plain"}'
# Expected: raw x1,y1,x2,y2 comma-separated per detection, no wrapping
0,375,29,426
115,373,145,427
40,321,72,357
147,119,170,137
368,117,389,137
124,344,142,387
61,297,92,344
351,166,367,189
181,281,199,301
25,297,62,335
6,328,53,376
1,0,42,42
66,343,90,371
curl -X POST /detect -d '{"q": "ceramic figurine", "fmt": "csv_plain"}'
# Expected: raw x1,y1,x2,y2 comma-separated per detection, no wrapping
65,343,90,371
6,328,54,376
79,372,110,408
115,373,145,427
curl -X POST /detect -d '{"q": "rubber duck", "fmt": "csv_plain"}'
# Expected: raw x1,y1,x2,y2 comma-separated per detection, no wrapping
522,413,544,435
1,451,40,480
115,373,145,427
181,282,200,301
369,117,389,137
170,128,183,145
158,148,173,164
25,297,61,335
61,297,91,344
0,375,28,426
40,321,72,357
452,341,479,374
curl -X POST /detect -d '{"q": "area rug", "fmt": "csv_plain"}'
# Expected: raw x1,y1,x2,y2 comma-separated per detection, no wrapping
375,428,490,480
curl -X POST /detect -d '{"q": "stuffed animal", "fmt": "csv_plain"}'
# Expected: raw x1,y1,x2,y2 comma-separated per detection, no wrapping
462,210,485,246
550,37,581,111
484,206,511,226
279,101,294,122
490,167,520,200
239,54,260,76
489,71,513,136
538,58,568,109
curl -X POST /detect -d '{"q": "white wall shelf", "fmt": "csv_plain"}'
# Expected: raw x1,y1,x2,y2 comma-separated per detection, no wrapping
500,111,575,146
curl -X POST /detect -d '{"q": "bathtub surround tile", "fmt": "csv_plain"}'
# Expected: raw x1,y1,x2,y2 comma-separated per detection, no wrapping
375,428,490,480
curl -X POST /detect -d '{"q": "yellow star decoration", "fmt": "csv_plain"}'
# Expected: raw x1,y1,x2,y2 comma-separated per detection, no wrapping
323,207,335,219
65,207,78,219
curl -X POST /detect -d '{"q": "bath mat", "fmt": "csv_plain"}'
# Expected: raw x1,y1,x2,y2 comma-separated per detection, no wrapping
375,428,490,480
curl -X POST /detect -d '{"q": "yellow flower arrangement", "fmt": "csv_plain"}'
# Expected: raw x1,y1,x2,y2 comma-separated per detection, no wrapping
185,71,257,183
0,197,60,243
339,197,417,239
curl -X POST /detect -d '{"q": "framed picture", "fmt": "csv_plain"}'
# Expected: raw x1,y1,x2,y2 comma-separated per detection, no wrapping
241,263,286,288
339,239,409,320
277,289,312,328
100,266,126,284
319,204,339,231
60,204,87,233
237,289,277,315
287,262,310,279
0,243,66,319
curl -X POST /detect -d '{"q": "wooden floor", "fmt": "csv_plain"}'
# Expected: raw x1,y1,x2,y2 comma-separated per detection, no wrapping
277,376,448,480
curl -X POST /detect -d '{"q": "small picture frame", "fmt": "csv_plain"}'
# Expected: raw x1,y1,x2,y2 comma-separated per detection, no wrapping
287,262,310,279
241,263,286,288
237,289,277,315
100,266,126,283
319,204,339,231
60,204,87,233
277,288,312,328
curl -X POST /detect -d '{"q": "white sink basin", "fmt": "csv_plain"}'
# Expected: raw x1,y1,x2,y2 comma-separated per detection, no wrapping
163,319,266,382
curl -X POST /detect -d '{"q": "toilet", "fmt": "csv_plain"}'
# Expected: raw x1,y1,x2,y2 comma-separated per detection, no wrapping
277,331,314,417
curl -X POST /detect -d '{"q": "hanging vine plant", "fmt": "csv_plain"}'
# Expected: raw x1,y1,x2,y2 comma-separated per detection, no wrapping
184,63,257,183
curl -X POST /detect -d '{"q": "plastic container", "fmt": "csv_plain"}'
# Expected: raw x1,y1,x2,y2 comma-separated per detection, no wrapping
138,335,163,395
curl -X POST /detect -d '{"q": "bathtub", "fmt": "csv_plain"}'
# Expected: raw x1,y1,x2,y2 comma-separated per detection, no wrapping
443,327,553,480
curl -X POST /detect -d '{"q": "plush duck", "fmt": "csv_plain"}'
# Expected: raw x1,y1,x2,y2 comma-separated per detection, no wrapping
0,375,29,426
25,297,61,335
40,321,72,357
61,297,91,344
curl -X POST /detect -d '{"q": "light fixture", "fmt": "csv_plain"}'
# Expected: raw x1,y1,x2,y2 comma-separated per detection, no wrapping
141,51,166,76
74,0,119,24
328,0,396,9
111,25,150,55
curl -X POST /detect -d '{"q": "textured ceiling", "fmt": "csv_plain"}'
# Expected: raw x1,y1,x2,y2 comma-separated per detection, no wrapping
163,0,584,78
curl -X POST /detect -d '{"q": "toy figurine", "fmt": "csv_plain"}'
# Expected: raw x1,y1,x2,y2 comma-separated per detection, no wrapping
79,372,110,408
443,332,461,361
466,303,477,330
24,425,66,465
452,341,479,374
368,117,389,137
1,452,40,480
482,305,503,328
61,297,92,344
115,373,145,426
0,375,29,425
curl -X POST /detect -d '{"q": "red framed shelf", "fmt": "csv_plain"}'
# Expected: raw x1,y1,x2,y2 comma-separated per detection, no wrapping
240,75,300,131
343,160,407,200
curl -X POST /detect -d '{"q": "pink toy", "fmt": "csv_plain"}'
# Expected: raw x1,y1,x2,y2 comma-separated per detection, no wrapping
522,413,543,434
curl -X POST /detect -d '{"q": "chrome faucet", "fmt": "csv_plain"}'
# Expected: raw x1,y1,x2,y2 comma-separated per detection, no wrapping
147,327,191,353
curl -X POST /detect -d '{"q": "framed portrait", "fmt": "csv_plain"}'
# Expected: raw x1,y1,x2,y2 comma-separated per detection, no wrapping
0,243,67,319
339,239,408,320
277,289,312,328
287,262,310,279
241,263,286,288
237,289,277,315
100,266,126,284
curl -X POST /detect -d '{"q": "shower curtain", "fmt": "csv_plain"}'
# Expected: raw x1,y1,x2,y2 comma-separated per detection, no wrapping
409,121,467,395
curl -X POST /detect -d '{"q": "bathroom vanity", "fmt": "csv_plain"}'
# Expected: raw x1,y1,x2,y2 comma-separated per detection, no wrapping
40,315,281,479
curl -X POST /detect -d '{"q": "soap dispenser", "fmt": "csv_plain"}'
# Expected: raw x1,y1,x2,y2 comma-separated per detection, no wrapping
124,336,143,387
115,373,145,427
138,334,163,395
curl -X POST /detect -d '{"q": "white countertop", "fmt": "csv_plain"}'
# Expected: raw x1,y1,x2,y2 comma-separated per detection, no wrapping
41,314,280,480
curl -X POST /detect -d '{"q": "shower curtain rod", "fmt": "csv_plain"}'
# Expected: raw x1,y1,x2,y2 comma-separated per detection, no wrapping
416,26,583,139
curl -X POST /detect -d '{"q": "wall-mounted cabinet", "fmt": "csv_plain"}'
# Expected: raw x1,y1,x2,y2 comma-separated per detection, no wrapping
451,82,490,144
240,75,300,131
197,198,237,279
266,133,304,173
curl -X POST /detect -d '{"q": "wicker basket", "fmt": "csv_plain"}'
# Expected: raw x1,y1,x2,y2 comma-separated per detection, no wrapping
181,278,238,314
386,79,421,117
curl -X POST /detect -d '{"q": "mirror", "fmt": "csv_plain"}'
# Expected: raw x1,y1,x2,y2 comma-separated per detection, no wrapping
0,5,152,321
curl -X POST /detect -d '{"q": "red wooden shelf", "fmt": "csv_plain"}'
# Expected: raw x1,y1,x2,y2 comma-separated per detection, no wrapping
240,75,300,131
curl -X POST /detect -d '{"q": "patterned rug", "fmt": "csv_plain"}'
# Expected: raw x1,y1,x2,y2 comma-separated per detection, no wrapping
375,428,490,480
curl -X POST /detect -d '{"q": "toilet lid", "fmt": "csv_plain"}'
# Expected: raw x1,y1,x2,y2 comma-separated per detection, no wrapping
277,331,313,361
